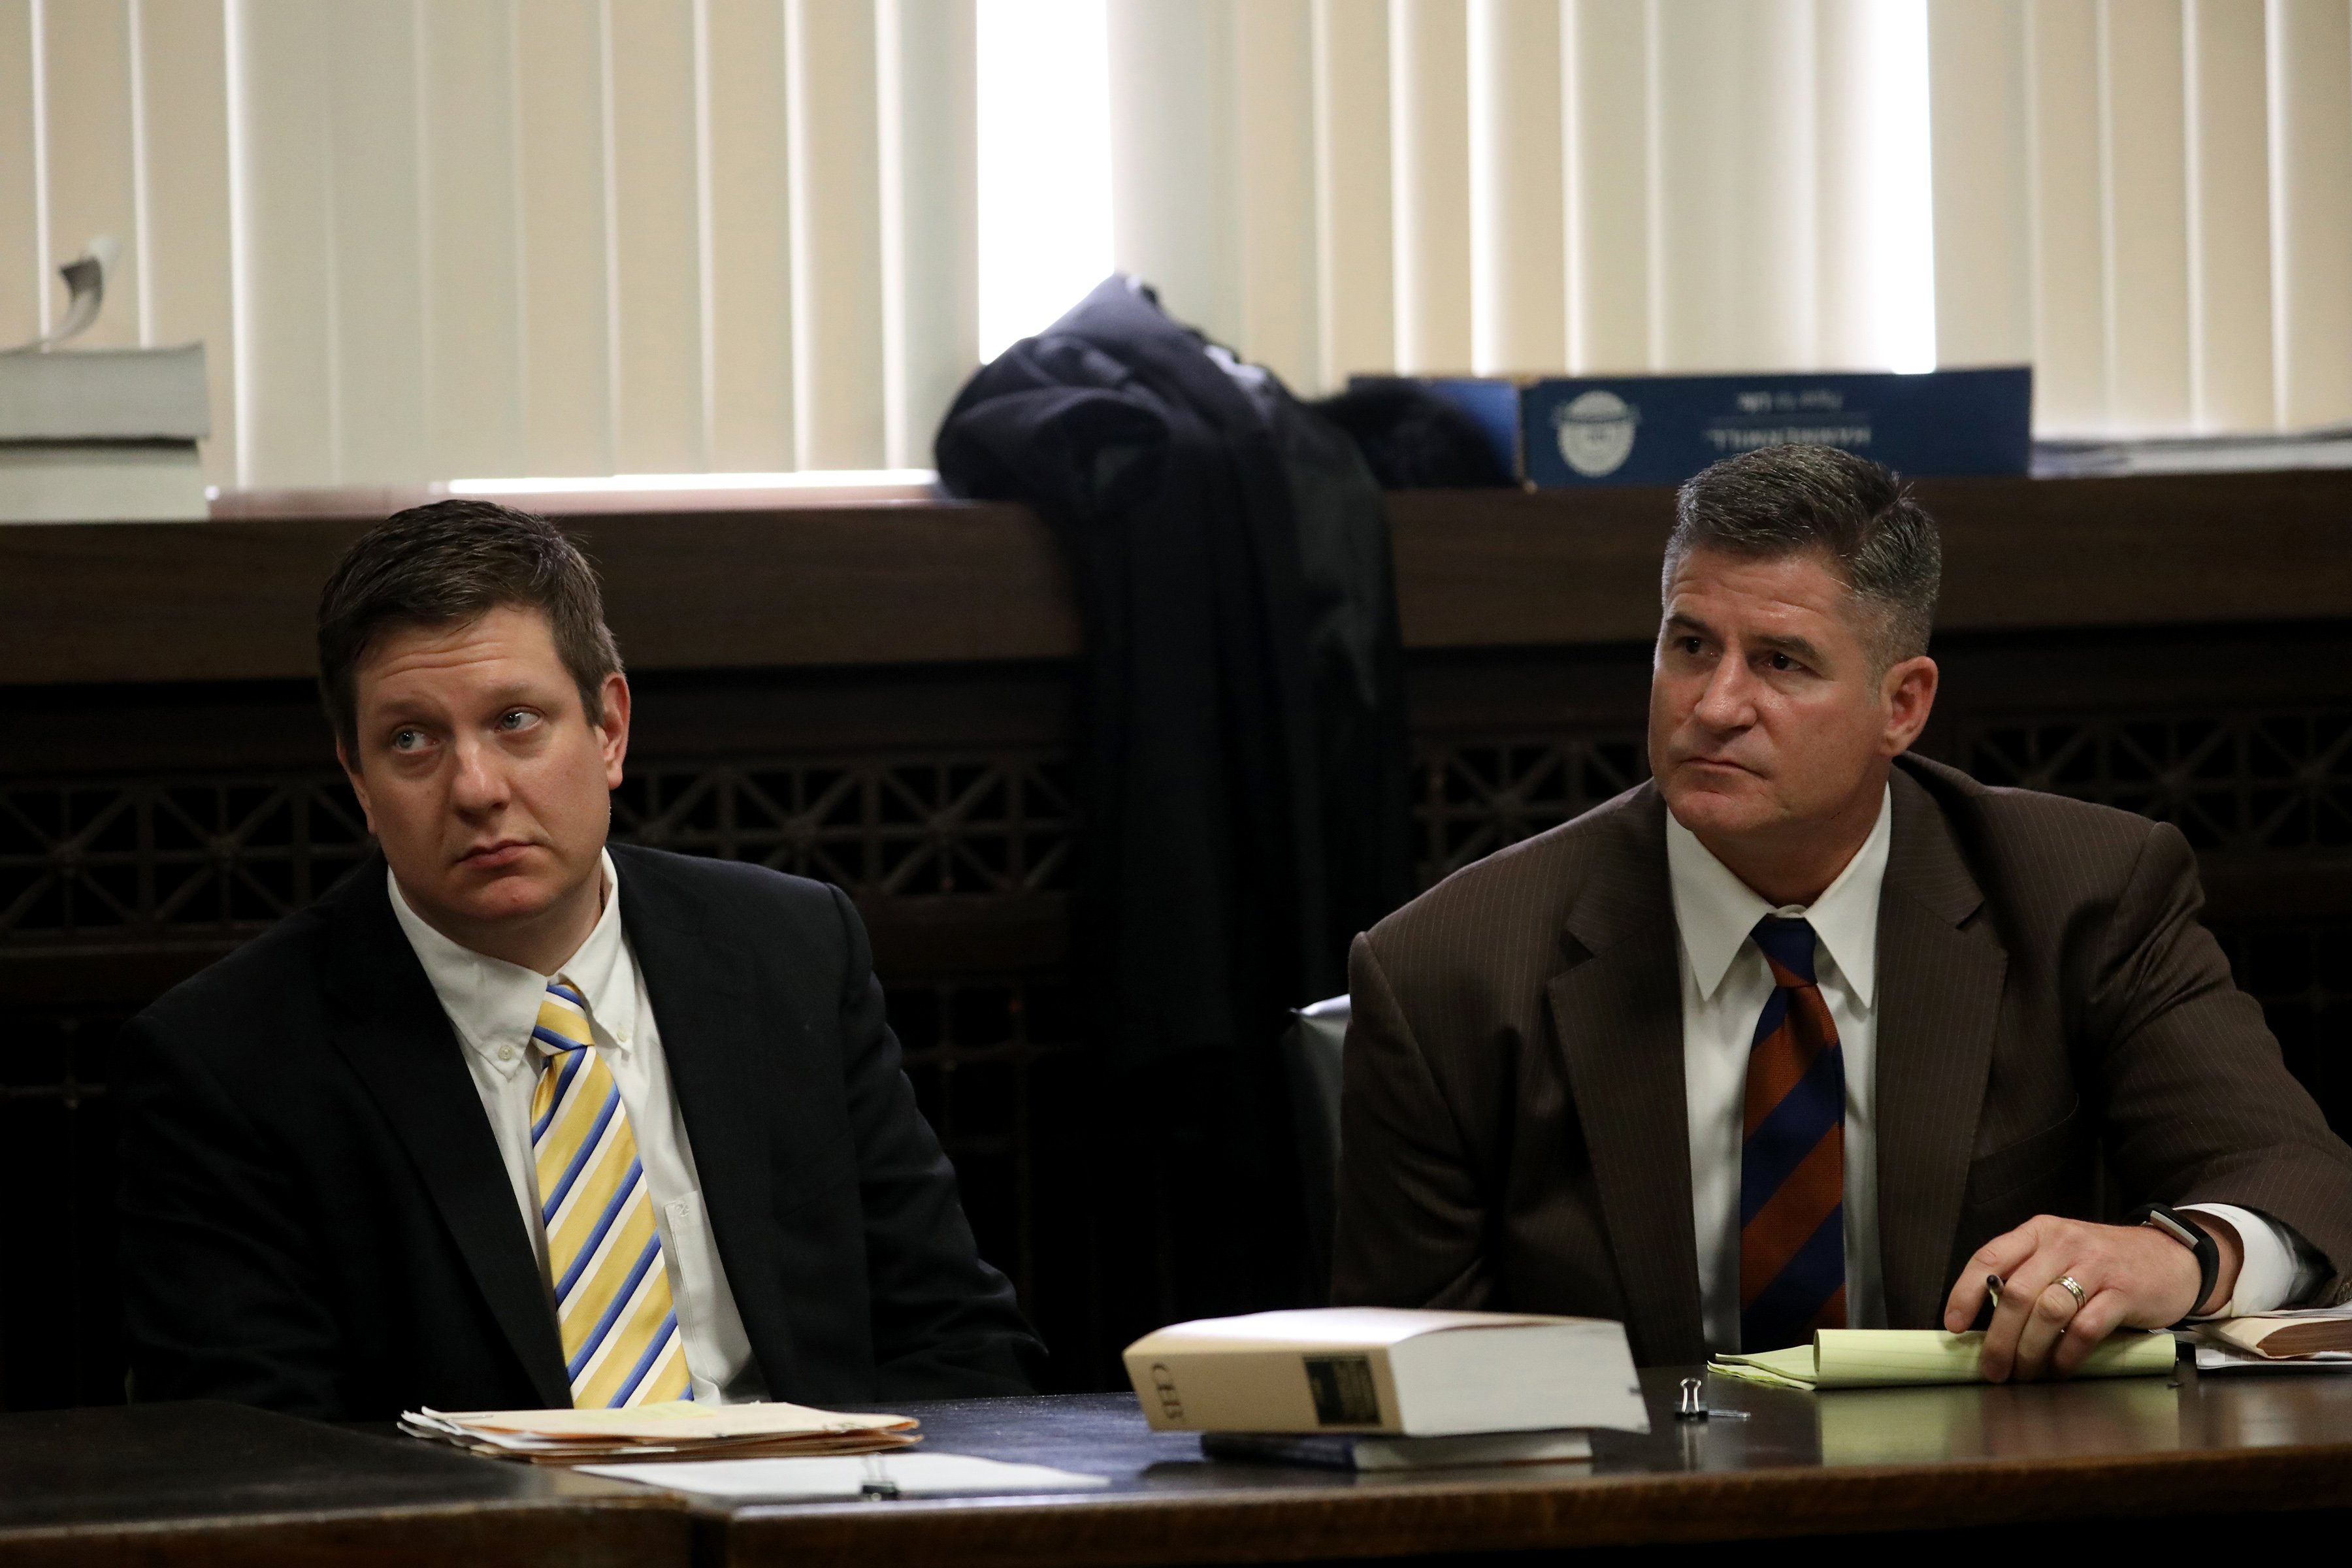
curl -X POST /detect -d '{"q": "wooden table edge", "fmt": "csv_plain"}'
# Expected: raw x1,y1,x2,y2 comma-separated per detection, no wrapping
706,1440,2352,1567
0,1490,690,1565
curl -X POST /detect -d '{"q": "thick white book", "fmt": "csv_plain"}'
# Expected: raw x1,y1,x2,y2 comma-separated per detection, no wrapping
1123,1307,1649,1437
0,440,206,523
0,344,210,442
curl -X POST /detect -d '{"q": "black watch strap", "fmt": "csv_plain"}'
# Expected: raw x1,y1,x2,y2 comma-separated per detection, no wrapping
2128,1203,2221,1322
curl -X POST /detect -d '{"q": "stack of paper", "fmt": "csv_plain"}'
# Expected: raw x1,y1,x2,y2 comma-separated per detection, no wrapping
581,1453,1111,1500
0,344,211,523
398,1400,919,1465
2197,1307,2352,1371
1712,1328,2177,1390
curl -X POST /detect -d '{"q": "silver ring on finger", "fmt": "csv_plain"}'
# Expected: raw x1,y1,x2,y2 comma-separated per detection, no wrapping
2055,1274,2089,1311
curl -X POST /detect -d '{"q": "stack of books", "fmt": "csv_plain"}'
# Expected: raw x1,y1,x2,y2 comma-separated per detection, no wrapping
398,1399,919,1465
0,343,210,523
1122,1307,1648,1471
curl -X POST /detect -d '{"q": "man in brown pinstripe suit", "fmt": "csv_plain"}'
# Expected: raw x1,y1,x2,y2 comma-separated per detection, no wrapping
1331,444,2352,1380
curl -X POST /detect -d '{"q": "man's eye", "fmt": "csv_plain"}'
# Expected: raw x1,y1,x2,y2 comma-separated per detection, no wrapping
497,710,538,732
391,728,425,751
1767,651,1796,672
1680,637,1705,655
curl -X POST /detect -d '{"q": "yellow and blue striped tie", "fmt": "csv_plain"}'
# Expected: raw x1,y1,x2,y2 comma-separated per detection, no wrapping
529,977,693,1407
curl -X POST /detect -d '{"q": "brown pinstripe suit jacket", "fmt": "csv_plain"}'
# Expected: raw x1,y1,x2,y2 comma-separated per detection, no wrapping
1331,754,2352,1365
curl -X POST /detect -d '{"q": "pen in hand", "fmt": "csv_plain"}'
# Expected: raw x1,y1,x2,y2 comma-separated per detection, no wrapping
1970,1273,2005,1331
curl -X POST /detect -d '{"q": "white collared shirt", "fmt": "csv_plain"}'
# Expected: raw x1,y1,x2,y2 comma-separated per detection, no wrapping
1667,785,2311,1352
389,852,766,1403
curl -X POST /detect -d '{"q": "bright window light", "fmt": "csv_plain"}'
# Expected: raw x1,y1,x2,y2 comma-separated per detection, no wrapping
448,470,935,495
976,0,1113,362
1861,0,1937,372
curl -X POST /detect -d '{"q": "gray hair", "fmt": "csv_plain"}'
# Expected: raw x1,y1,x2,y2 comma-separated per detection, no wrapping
1661,444,1941,672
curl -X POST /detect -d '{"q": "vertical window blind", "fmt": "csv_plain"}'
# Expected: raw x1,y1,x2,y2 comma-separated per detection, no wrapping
5,0,2348,491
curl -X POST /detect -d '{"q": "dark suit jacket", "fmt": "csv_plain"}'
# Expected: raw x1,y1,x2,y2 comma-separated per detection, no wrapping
116,844,1045,1420
1331,755,2352,1365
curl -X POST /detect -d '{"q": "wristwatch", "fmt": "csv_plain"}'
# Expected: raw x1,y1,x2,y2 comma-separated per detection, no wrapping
2127,1203,2221,1322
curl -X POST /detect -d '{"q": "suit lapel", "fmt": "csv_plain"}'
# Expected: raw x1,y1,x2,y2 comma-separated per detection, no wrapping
319,863,572,1407
1872,767,2008,1328
1546,788,1707,1363
612,847,793,1391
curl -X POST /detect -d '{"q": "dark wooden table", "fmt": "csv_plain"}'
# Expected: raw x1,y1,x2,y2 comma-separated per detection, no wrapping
0,1399,689,1567
699,1366,2352,1566
16,1371,2352,1567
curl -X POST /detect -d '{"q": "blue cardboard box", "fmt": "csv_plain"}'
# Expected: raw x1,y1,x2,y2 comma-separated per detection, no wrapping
1360,367,2032,487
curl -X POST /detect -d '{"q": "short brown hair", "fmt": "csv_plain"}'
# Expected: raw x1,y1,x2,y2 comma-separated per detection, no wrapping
1663,444,1941,672
316,499,623,751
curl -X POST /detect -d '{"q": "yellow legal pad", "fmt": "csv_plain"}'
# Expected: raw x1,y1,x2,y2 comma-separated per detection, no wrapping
1710,1328,2178,1390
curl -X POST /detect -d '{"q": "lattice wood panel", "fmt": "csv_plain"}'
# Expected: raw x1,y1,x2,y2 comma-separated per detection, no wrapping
1961,711,2352,853
612,755,1077,896
1409,706,2352,881
1413,734,1650,886
0,779,370,941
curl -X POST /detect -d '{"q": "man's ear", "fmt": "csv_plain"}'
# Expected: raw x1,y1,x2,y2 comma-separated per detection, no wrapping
596,673,632,791
335,738,378,837
1880,655,1939,757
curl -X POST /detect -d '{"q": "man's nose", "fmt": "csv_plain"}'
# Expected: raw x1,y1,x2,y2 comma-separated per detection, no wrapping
1691,656,1755,729
448,735,509,812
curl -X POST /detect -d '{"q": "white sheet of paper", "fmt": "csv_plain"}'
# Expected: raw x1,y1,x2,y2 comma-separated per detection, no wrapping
579,1452,1113,1500
2195,1341,2352,1374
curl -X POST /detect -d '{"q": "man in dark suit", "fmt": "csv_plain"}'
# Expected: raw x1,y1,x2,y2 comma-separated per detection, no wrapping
1333,444,2352,1380
117,500,1043,1420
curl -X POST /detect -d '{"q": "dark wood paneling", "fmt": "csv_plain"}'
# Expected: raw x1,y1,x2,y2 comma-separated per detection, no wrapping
7,470,2349,686
1387,468,2352,649
0,502,1079,685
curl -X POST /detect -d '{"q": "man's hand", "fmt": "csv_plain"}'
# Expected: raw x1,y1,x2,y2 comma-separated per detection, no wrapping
1940,1213,2244,1382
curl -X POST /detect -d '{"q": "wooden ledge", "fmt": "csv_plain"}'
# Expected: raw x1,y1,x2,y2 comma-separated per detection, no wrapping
0,502,1077,686
1387,468,2352,647
3,468,2346,687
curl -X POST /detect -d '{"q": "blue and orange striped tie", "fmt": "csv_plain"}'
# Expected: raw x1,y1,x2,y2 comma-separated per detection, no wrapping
1739,917,1848,1352
529,977,693,1407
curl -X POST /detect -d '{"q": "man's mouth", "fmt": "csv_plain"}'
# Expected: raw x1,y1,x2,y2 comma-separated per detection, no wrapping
459,839,534,868
1684,755,1761,778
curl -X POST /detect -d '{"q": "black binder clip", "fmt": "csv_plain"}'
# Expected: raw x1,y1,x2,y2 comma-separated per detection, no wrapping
1674,1376,1748,1421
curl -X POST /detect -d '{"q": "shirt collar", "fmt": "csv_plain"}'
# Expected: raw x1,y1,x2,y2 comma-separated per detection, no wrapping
1664,783,1891,1006
387,849,637,1078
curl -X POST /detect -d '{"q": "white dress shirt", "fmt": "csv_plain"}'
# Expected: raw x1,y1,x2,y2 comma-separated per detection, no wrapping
1667,785,2314,1352
389,853,767,1403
